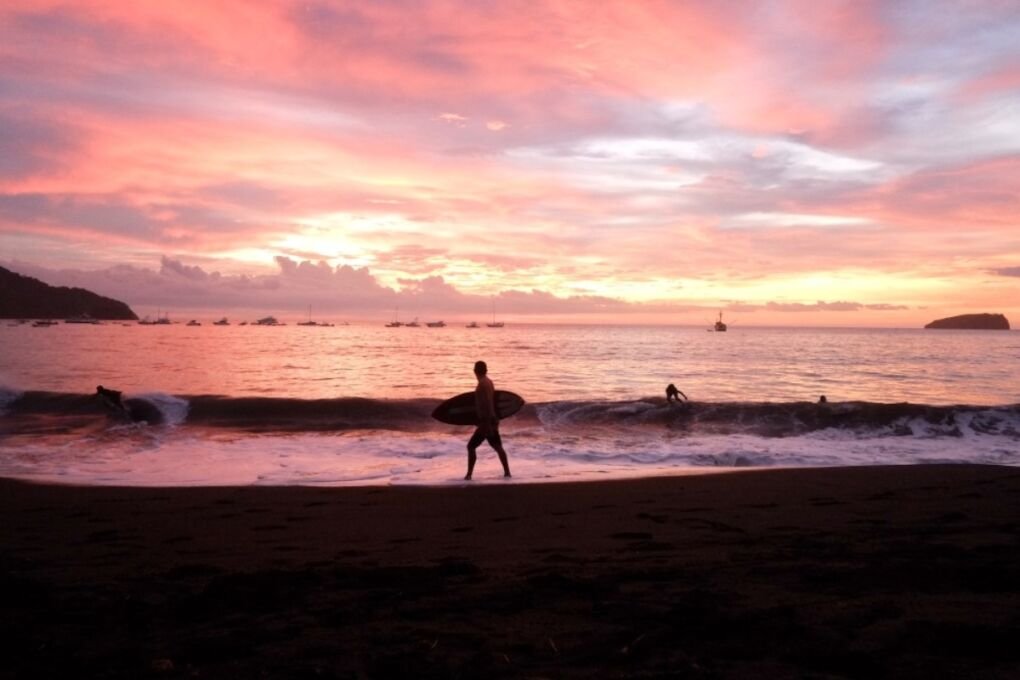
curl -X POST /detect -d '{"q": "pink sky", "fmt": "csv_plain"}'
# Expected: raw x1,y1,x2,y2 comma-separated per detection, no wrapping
1,0,1018,325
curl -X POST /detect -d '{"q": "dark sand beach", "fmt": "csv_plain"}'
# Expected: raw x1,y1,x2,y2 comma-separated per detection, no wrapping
2,465,1019,679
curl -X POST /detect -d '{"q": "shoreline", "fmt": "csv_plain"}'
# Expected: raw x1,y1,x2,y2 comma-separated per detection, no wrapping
3,464,1019,678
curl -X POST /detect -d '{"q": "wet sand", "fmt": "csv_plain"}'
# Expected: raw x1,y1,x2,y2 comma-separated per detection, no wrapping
2,465,1019,678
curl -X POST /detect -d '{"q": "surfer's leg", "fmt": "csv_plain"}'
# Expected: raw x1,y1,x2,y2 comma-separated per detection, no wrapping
466,429,484,480
487,431,511,478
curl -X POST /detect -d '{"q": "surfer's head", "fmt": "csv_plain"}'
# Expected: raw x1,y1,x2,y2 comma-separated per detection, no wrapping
473,360,487,376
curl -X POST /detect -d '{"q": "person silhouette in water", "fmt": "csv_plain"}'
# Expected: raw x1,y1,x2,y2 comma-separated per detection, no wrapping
466,360,511,480
666,383,688,403
96,385,126,414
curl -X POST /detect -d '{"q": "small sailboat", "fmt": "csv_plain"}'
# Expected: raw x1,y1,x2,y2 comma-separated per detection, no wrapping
140,308,171,325
385,307,403,327
298,306,326,326
487,299,504,328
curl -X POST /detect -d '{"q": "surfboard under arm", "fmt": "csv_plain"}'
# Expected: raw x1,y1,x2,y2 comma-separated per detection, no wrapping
431,390,525,426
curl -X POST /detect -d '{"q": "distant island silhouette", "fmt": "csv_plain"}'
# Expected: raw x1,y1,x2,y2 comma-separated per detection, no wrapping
0,265,137,320
924,313,1010,330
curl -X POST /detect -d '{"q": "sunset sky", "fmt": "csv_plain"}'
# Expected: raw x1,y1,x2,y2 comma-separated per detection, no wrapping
1,0,1018,325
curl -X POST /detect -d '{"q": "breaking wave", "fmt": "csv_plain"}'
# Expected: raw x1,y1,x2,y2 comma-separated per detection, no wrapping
2,390,1019,440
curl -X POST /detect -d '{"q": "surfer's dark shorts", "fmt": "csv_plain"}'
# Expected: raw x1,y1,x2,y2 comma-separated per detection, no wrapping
468,427,502,450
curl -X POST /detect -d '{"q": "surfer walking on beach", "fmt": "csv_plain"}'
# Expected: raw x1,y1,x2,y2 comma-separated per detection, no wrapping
466,360,511,480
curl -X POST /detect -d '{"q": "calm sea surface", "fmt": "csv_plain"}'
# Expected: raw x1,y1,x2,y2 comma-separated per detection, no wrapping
2,323,1017,404
1,323,1018,486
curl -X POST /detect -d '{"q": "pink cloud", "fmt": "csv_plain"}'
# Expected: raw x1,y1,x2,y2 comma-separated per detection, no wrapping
2,1,1019,325
956,65,1020,103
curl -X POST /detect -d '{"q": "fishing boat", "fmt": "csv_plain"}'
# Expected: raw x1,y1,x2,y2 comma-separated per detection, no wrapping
213,317,230,326
186,320,201,326
465,321,479,328
714,311,728,332
405,318,420,328
426,320,446,328
32,320,58,327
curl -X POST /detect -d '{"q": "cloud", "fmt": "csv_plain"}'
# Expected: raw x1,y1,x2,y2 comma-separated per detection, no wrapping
2,1,1019,324
0,257,916,325
760,300,907,313
992,266,1020,277
0,111,79,179
765,301,862,313
161,255,211,281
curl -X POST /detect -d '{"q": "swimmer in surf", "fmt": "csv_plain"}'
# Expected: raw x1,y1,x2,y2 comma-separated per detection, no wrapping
666,383,688,403
96,385,126,413
465,360,511,480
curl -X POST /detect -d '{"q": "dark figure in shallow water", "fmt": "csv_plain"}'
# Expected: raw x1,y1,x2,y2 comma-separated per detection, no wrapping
96,385,125,413
466,360,511,480
666,383,688,403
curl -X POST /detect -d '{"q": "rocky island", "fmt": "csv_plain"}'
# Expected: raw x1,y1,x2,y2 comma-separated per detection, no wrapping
0,265,137,320
924,313,1010,330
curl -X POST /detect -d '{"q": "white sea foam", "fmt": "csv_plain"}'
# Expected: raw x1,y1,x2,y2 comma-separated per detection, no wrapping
133,392,190,426
0,383,22,415
1,425,1016,487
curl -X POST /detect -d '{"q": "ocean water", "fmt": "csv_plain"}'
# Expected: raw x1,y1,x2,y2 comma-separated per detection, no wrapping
1,322,1018,486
